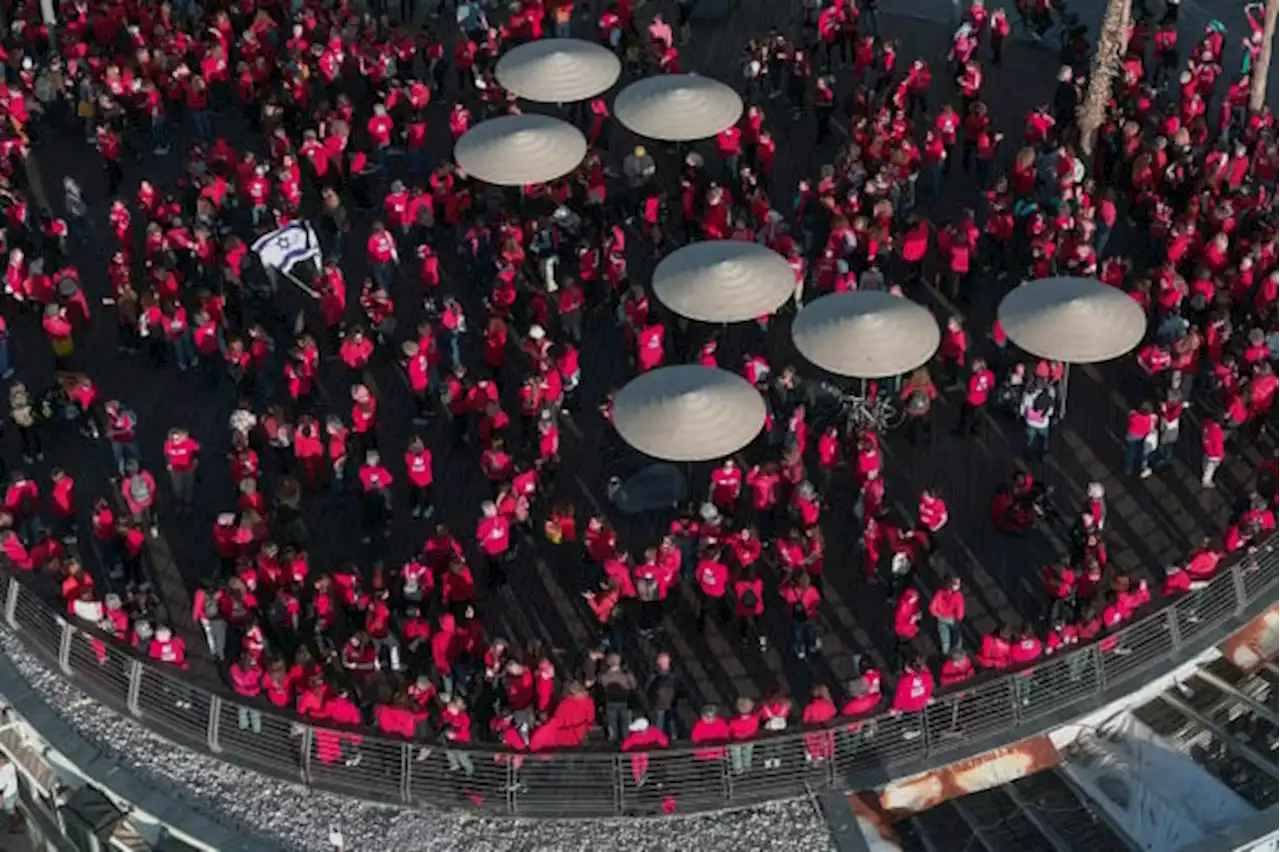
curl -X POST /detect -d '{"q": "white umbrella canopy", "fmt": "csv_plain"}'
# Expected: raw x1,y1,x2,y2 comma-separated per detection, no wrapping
652,241,795,323
613,366,766,462
453,115,587,187
495,38,622,104
998,276,1148,364
792,291,941,379
613,74,744,142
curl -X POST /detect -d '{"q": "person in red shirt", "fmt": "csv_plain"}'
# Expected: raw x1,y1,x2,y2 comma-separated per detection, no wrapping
403,435,434,519
694,547,730,629
891,657,935,714
893,586,923,663
476,500,512,588
955,357,996,435
620,716,669,786
1124,400,1158,478
690,705,731,761
48,468,76,541
976,626,1013,670
929,575,965,655
162,427,201,513
357,450,393,543
940,648,976,688
1201,415,1226,487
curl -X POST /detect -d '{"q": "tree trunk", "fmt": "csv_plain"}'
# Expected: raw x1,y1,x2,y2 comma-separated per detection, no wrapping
1077,0,1132,156
1250,0,1279,112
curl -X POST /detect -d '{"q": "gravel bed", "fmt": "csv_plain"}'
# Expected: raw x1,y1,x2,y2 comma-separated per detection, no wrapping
0,631,835,852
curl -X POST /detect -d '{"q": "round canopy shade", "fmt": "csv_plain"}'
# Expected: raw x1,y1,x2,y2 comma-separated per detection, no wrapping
792,291,941,379
997,276,1148,364
453,115,587,186
614,74,744,142
652,241,795,323
495,38,622,103
613,366,766,462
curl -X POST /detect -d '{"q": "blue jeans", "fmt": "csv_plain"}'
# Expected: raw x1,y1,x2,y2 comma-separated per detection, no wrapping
791,619,818,658
171,334,197,368
191,109,212,140
152,113,171,150
447,330,462,366
238,707,262,732
0,336,12,378
1095,224,1112,258
372,261,394,290
1124,436,1150,475
1025,424,1049,459
937,619,960,655
111,441,140,474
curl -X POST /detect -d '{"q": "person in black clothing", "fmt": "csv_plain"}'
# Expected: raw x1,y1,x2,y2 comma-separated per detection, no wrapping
645,650,687,741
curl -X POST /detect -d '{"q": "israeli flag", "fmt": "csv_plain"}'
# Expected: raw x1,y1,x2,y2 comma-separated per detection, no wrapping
252,221,321,276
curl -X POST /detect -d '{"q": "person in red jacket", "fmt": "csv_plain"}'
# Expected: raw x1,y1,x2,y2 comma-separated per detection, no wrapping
440,695,475,777
48,468,77,542
727,696,759,774
802,685,838,761
476,500,512,588
976,626,1013,670
891,657,935,715
230,652,263,732
148,626,189,671
928,575,966,655
842,665,884,722
893,586,923,663
620,716,669,786
940,648,976,687
690,705,731,761
1200,415,1226,487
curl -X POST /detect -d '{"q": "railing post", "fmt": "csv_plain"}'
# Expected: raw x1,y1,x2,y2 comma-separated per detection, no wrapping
4,578,18,629
399,743,411,805
56,621,74,676
1092,645,1107,692
612,754,625,816
1164,606,1182,650
1231,561,1250,615
505,757,517,816
300,726,314,786
126,659,144,717
207,697,222,753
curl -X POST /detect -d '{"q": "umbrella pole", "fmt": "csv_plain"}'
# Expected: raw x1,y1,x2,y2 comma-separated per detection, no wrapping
1060,363,1070,421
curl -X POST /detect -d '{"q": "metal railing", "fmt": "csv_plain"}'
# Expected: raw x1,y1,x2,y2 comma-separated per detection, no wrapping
2,538,1276,818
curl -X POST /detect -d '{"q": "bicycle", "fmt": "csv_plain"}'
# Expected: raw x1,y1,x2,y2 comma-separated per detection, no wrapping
813,380,906,435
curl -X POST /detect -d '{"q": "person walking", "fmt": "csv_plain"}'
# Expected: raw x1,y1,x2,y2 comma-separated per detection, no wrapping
162,428,200,515
928,575,966,655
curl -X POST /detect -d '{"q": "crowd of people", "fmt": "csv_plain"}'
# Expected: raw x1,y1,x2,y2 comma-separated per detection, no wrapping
0,0,1272,786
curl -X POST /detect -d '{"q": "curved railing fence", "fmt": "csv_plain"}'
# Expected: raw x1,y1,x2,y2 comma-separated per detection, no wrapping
1,539,1275,818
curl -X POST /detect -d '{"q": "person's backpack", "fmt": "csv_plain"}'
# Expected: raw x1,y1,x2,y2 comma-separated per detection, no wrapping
128,475,152,506
740,587,759,609
906,388,930,415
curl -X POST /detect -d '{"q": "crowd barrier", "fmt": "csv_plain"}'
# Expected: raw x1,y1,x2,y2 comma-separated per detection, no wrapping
2,538,1276,818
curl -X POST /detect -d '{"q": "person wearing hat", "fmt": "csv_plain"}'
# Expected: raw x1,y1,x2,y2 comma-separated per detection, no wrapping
620,715,669,786
148,624,189,671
